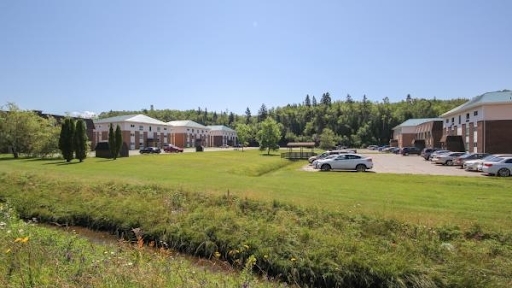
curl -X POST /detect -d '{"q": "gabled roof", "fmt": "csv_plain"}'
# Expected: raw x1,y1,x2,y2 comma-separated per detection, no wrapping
168,120,208,129
440,90,512,117
393,118,442,130
94,114,168,125
208,125,235,132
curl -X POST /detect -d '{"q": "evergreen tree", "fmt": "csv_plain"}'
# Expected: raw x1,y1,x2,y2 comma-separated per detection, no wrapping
304,94,311,107
114,125,122,159
245,107,252,124
59,118,75,162
74,119,88,162
108,123,115,159
228,112,235,125
312,96,318,106
320,92,332,106
257,103,268,122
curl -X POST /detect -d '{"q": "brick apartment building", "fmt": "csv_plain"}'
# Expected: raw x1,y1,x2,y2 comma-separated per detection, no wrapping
439,90,512,153
92,114,170,150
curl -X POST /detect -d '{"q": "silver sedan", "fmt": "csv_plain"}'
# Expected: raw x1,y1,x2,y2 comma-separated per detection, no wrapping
314,154,373,172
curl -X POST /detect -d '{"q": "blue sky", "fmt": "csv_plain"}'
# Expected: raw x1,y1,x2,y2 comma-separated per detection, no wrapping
1,0,511,117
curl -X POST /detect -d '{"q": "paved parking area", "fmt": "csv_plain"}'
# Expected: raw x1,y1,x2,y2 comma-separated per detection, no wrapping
359,150,484,177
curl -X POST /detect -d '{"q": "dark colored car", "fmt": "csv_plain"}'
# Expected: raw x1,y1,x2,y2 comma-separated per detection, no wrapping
421,147,441,160
139,147,161,154
163,144,184,153
401,147,421,156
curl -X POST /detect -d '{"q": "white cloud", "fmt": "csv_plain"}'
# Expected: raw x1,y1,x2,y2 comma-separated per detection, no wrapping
70,111,98,119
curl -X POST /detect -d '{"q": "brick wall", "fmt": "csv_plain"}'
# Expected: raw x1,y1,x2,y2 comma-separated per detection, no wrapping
485,120,512,153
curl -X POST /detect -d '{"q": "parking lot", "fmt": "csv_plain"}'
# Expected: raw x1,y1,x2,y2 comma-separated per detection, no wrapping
308,149,486,177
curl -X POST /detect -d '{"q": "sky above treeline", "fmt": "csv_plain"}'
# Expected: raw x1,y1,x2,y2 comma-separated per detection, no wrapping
1,0,511,118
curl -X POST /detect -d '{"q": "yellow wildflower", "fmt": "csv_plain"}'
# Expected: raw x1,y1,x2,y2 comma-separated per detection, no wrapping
14,236,29,243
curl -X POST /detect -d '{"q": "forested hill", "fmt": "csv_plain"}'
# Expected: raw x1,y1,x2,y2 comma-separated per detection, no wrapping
98,94,467,147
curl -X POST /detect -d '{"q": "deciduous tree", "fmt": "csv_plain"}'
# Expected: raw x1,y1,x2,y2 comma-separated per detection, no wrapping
256,117,281,155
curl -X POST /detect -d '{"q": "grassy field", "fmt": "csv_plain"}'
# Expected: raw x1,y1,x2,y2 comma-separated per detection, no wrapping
1,150,512,287
1,149,511,231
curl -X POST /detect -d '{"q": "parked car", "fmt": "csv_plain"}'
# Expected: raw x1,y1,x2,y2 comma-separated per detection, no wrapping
432,152,466,165
163,144,184,153
378,145,390,152
421,148,441,160
311,154,338,168
367,145,379,150
401,147,421,156
314,153,373,172
453,153,489,168
464,154,512,171
308,149,350,164
481,156,512,177
139,147,161,154
428,150,451,161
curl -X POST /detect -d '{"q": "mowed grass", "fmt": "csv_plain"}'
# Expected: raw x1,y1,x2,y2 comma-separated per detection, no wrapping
1,149,511,232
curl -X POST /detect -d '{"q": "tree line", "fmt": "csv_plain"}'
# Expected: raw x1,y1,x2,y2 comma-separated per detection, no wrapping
99,93,467,149
1,94,466,158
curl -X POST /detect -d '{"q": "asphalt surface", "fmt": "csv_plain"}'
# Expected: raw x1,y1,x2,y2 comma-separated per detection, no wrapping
307,149,487,177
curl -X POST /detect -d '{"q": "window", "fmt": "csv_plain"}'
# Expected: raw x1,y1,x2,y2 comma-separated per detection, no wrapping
130,133,134,137
130,124,135,128
474,142,477,147
466,113,470,122
445,119,449,124
139,125,143,131
451,117,454,123
474,111,478,116
157,127,161,132
149,126,152,132
458,115,461,124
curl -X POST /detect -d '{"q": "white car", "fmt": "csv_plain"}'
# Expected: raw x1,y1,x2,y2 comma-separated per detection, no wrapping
314,153,373,172
481,156,512,177
464,154,512,172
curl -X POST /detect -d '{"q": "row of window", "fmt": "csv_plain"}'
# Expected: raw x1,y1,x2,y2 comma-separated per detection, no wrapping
446,110,478,125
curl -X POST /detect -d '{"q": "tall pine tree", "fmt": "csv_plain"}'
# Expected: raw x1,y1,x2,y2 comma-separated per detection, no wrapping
74,119,88,162
108,123,116,159
114,124,122,159
58,118,75,162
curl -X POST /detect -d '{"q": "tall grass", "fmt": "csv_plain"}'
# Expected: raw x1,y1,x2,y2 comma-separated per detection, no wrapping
1,150,512,287
0,203,286,287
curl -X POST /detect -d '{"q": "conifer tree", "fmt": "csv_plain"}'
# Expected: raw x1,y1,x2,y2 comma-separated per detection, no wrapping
114,124,122,159
59,118,75,162
108,123,116,159
74,119,88,162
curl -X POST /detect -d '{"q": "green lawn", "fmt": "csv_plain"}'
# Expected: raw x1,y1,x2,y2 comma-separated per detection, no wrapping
2,150,512,287
1,150,511,231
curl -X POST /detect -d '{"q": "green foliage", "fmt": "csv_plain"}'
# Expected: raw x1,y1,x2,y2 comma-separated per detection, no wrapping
235,123,252,150
115,124,122,158
0,203,285,288
74,119,88,162
96,95,467,148
319,128,336,150
256,118,282,155
58,118,76,162
0,103,60,158
108,123,115,159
